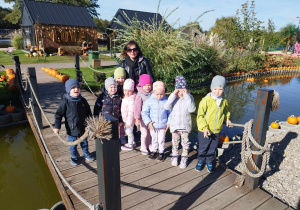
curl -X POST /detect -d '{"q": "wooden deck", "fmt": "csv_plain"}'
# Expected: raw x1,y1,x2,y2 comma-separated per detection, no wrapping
20,66,291,210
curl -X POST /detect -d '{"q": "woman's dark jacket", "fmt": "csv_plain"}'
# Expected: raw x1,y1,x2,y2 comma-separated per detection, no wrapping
54,94,92,137
93,85,122,121
119,56,155,85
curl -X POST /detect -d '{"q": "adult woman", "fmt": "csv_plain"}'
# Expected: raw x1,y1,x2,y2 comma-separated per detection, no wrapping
119,40,155,86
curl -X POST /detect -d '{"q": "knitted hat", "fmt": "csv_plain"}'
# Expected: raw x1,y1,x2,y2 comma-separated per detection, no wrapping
114,67,126,79
123,78,135,91
139,74,152,87
153,81,165,92
65,79,80,93
105,77,117,90
211,75,226,90
175,75,188,89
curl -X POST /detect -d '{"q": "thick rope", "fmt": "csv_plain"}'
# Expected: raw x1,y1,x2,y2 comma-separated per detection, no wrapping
76,68,98,98
79,55,115,73
271,90,279,111
230,120,271,187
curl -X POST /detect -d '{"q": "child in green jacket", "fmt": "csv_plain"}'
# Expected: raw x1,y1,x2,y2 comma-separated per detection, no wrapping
195,75,231,172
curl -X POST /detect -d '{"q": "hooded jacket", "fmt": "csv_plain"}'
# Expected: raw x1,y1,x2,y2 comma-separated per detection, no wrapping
197,93,230,134
93,85,122,121
121,93,137,126
141,94,170,129
54,94,92,137
164,92,196,133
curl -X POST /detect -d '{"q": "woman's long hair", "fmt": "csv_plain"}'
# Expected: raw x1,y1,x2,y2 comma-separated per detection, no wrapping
121,40,144,58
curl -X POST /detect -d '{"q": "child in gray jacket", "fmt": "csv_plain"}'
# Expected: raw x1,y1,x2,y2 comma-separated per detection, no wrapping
164,75,196,168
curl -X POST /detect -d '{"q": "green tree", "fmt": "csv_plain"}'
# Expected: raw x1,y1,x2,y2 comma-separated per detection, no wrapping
279,24,298,54
93,17,110,32
210,16,236,44
0,6,19,28
261,19,280,51
3,0,100,25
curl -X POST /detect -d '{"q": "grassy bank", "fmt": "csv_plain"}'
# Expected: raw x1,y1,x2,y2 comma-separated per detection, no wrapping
56,66,116,93
0,50,115,65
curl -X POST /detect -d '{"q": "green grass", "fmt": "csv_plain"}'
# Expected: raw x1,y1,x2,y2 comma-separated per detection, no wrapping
0,50,116,65
295,58,300,67
56,66,115,93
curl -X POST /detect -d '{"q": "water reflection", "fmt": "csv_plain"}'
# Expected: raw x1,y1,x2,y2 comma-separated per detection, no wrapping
0,124,61,209
191,74,300,138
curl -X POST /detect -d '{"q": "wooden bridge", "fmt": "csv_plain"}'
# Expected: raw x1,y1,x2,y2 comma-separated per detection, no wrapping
13,57,292,210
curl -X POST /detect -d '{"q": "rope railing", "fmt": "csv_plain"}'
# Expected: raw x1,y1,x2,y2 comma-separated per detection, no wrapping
78,55,115,73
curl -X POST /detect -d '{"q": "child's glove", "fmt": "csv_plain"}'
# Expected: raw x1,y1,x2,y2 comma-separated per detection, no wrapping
148,122,154,131
226,119,232,127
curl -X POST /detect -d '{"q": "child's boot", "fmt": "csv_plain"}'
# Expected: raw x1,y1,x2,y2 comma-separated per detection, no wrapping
171,156,178,166
179,156,188,169
157,153,164,161
195,160,205,171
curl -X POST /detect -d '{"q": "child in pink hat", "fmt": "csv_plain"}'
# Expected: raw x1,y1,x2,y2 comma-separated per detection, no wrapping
134,74,153,155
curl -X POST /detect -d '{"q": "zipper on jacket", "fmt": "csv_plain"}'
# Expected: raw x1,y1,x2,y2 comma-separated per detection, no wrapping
212,104,220,134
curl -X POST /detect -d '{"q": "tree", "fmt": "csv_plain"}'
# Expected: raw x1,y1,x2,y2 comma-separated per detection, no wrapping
3,0,100,25
280,24,298,54
0,6,19,28
93,18,110,32
261,19,280,51
210,16,236,43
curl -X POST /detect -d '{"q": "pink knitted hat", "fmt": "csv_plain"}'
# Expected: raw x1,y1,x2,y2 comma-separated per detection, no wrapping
123,78,135,91
139,74,152,87
153,81,165,92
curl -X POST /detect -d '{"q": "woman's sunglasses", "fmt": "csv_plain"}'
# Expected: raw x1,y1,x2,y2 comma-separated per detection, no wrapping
126,48,138,52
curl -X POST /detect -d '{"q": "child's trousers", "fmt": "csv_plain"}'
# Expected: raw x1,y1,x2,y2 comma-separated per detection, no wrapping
140,119,151,152
197,131,220,164
150,128,166,154
68,135,89,161
172,130,190,157
125,125,134,145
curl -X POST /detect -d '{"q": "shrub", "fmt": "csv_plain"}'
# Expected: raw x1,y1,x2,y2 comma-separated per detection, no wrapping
11,35,23,49
93,71,106,85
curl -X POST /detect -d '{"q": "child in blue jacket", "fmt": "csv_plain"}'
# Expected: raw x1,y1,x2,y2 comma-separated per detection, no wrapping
141,81,170,161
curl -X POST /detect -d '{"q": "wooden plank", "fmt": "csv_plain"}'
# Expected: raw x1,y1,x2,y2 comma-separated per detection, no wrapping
255,197,289,210
121,166,230,209
190,185,251,209
223,187,272,209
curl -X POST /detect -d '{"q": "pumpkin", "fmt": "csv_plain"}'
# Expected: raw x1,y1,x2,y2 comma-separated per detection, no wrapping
7,78,15,85
1,75,6,80
5,68,14,75
287,115,298,125
270,120,280,129
6,101,15,113
264,79,268,83
297,116,300,123
223,136,229,142
219,135,225,142
61,75,69,83
0,77,4,82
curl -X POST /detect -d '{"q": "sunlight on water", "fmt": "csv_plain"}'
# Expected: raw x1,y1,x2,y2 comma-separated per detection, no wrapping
0,124,61,209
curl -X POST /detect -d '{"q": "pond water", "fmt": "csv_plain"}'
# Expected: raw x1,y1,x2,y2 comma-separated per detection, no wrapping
0,124,61,210
192,73,300,139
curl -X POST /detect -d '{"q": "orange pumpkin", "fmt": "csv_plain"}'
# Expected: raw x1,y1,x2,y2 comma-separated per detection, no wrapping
61,75,69,83
264,79,268,83
287,115,298,125
7,78,15,85
6,101,15,113
270,120,280,129
1,75,6,80
297,116,300,123
0,77,4,82
5,68,14,75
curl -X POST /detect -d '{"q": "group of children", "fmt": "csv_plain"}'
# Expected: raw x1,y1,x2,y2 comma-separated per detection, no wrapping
54,67,231,172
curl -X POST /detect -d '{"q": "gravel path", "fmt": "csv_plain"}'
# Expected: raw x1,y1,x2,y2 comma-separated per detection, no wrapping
219,126,300,209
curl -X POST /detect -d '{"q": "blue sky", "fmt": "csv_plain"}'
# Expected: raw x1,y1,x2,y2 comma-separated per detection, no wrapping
1,0,299,31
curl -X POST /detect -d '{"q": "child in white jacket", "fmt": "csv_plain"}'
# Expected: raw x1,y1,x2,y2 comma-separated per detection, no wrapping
164,75,196,168
121,79,137,151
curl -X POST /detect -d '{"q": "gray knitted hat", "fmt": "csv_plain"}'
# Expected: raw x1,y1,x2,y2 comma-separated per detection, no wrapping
211,75,226,90
105,77,117,90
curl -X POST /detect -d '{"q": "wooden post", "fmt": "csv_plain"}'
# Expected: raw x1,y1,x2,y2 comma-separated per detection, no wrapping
28,67,43,129
12,56,24,93
74,55,82,85
96,115,121,210
244,88,273,190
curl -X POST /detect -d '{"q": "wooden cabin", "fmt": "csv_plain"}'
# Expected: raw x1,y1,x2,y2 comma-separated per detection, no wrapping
20,0,97,55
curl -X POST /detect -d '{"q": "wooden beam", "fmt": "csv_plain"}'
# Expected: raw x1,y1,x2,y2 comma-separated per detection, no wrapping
244,88,273,190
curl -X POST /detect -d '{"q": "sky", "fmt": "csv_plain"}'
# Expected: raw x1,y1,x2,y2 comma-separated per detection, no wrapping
1,0,300,31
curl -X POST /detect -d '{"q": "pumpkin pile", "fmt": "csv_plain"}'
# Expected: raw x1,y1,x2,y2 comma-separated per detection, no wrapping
4,69,17,92
41,67,70,83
